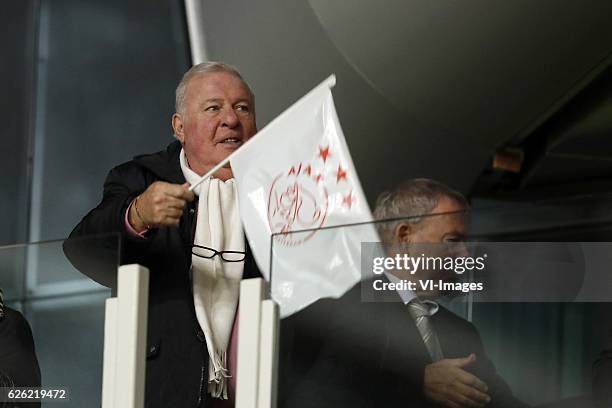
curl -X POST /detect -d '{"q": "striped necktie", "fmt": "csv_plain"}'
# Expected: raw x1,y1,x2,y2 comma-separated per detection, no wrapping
407,299,444,362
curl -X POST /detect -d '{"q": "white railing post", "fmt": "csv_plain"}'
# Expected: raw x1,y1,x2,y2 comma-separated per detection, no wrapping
101,298,117,408
258,299,279,408
236,278,266,408
103,268,281,408
236,278,280,408
102,264,149,408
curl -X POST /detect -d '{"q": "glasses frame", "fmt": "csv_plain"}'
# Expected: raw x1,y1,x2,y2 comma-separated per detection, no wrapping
191,245,246,262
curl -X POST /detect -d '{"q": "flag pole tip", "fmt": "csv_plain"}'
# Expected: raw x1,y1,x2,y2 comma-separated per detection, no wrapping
327,74,337,89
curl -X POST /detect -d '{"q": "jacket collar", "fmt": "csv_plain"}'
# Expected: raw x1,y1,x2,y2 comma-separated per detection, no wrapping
133,140,185,184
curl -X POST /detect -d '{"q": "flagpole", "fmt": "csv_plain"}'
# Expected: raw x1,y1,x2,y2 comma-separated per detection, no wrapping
188,156,232,191
188,74,337,192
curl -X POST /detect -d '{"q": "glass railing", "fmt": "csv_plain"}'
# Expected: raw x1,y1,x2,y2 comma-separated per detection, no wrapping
0,233,118,407
271,203,610,407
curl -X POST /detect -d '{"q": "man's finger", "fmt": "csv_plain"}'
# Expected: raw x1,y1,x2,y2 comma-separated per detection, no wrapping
457,369,488,393
441,400,461,408
164,208,184,219
163,197,187,210
162,183,188,196
453,382,490,407
451,393,485,408
150,199,184,214
164,215,182,226
150,209,182,225
178,183,195,201
449,353,476,368
162,183,194,201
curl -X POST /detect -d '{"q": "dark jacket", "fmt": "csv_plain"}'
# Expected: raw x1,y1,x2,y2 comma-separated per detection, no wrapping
279,279,529,408
67,141,260,408
593,324,612,408
0,307,41,408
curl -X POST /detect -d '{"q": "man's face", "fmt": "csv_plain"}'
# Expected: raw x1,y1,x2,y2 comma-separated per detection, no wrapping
172,71,257,180
405,197,466,245
391,196,467,296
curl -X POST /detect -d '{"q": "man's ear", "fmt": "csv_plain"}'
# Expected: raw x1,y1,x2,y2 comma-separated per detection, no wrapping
172,113,185,144
393,222,412,243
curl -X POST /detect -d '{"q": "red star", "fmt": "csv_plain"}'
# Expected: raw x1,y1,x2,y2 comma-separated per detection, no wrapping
318,146,330,163
313,173,323,183
342,192,354,209
335,165,347,183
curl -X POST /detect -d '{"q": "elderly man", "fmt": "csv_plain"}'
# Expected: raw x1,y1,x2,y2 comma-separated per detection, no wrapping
280,179,528,408
69,62,260,408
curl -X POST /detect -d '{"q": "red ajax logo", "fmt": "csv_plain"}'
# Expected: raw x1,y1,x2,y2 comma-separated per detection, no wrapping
266,145,355,246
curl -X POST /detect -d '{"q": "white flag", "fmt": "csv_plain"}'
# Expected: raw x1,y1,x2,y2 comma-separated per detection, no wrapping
230,75,378,317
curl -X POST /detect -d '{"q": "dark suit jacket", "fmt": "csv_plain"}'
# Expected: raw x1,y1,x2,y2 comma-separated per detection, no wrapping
279,279,528,408
0,307,41,408
593,325,612,408
66,141,260,408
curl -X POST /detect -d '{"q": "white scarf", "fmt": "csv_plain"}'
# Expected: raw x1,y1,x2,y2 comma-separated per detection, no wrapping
180,149,244,399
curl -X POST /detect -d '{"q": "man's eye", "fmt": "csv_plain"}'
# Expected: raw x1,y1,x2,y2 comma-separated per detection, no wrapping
205,105,219,112
235,104,250,112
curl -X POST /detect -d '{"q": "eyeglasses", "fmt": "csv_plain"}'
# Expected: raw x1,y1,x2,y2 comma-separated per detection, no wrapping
191,245,246,262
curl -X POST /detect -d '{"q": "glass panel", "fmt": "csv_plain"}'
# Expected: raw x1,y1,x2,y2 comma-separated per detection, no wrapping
0,234,118,407
27,292,108,407
466,197,612,405
0,0,35,246
273,204,610,407
0,244,27,303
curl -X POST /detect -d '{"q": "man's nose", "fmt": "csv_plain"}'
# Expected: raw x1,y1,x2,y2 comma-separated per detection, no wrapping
221,107,239,128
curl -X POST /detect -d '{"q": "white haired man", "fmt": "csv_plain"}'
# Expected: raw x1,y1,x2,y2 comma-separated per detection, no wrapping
69,62,260,408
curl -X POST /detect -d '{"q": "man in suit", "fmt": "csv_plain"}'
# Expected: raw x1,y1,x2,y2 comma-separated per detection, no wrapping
68,62,259,407
0,289,41,408
280,178,528,408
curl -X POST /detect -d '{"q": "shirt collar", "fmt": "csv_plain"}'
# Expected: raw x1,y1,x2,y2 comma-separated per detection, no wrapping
385,272,416,304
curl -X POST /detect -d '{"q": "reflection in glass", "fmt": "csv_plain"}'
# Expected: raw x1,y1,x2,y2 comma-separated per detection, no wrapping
0,235,117,407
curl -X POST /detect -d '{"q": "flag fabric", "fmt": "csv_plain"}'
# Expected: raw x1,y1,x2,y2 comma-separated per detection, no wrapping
230,75,378,317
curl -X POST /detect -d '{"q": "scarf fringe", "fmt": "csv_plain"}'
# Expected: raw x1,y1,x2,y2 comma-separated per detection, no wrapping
208,350,231,399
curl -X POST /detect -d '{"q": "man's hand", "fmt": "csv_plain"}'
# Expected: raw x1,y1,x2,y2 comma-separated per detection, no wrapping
424,353,491,408
129,182,194,231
